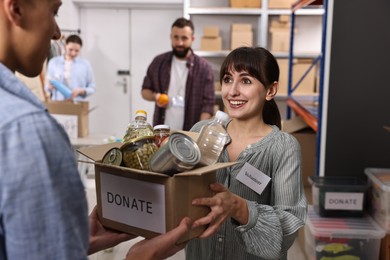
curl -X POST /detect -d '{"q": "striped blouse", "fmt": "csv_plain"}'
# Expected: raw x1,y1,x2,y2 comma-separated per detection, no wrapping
186,122,307,260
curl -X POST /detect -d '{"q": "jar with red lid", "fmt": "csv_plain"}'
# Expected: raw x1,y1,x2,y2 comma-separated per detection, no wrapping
153,124,170,147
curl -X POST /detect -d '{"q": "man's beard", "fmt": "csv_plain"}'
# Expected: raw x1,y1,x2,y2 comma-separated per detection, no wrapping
172,46,190,58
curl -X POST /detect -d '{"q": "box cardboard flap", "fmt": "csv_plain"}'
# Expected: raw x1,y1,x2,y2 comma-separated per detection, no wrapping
174,162,237,176
282,116,310,133
78,142,122,161
45,101,91,115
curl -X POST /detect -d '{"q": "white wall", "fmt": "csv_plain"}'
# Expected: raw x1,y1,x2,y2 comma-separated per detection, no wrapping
55,1,182,135
56,0,183,29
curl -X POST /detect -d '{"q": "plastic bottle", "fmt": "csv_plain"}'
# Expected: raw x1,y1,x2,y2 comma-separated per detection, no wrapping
122,109,154,143
197,110,230,166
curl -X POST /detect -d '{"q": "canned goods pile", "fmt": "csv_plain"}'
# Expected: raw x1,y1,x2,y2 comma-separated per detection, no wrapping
101,108,217,175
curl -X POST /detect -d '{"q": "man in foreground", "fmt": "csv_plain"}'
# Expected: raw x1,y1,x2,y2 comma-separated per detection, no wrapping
0,0,191,259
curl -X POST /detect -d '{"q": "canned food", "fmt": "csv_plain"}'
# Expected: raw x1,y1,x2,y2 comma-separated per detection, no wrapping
102,148,123,166
121,136,158,170
149,132,201,176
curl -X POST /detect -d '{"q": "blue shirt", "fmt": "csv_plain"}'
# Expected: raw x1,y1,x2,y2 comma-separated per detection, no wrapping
45,55,96,101
186,121,307,260
0,63,89,259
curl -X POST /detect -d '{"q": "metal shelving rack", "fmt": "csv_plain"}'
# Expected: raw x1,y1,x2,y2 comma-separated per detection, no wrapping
287,0,328,175
183,0,324,57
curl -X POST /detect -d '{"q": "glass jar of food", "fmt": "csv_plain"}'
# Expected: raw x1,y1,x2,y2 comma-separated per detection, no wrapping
120,136,158,170
153,124,170,147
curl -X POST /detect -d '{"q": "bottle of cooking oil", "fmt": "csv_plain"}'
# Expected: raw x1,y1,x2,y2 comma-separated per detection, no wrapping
122,109,154,143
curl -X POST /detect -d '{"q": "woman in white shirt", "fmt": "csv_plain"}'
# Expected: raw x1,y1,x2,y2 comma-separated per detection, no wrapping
46,34,96,101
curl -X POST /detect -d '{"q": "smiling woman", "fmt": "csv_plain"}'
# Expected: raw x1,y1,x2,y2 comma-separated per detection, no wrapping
187,47,307,260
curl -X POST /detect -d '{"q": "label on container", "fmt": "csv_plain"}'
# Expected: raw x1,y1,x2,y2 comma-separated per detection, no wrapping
100,171,166,233
237,162,271,195
324,192,364,210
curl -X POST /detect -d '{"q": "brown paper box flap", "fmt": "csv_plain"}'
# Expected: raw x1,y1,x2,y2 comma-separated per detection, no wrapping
44,101,90,115
175,162,237,176
78,142,122,161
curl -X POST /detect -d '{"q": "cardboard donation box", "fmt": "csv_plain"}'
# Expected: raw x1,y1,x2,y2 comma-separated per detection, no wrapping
201,26,222,51
44,101,89,138
231,23,253,50
230,0,261,8
77,140,235,242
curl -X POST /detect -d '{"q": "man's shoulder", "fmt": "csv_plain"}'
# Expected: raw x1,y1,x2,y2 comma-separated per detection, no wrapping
0,88,44,129
153,51,172,61
192,53,211,67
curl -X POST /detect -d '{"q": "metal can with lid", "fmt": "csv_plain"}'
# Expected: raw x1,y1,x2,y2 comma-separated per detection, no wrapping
102,148,123,166
149,132,201,176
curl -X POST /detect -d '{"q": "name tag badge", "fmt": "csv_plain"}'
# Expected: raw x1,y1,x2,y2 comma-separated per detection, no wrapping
236,162,271,195
171,95,185,107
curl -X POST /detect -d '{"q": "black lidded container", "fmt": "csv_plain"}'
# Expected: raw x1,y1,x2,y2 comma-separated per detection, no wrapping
308,176,370,218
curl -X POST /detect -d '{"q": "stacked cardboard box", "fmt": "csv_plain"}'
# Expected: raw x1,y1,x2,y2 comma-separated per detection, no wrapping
230,0,261,8
45,101,89,138
282,116,316,189
231,23,253,50
268,0,295,9
201,26,222,51
277,58,317,95
269,15,292,52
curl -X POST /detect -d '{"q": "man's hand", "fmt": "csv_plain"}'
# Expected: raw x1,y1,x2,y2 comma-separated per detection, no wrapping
88,206,137,255
126,217,192,260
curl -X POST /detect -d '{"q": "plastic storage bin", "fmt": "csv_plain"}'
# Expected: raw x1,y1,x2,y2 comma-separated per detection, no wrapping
365,168,390,233
305,206,385,260
309,176,370,217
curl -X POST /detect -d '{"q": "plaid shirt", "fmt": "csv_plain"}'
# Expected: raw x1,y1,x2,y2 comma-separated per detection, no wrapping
141,51,215,130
